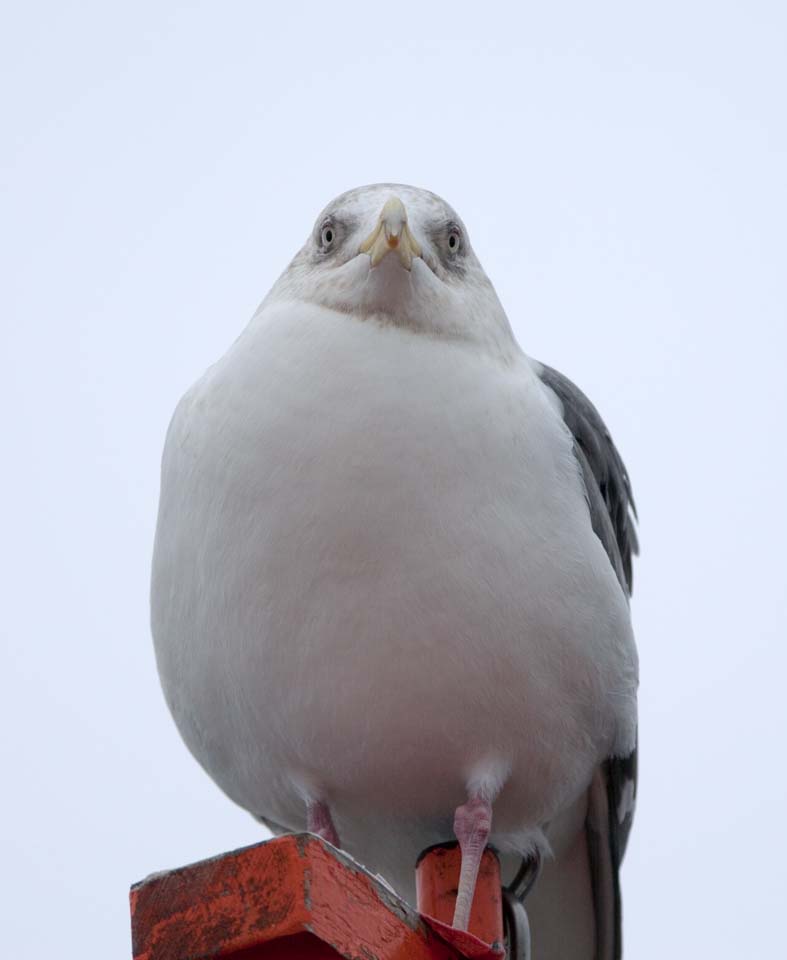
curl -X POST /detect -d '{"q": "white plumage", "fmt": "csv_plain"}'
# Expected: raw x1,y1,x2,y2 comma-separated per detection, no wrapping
151,184,638,957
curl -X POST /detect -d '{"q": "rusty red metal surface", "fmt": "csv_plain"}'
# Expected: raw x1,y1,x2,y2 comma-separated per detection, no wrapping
130,833,505,960
416,843,504,949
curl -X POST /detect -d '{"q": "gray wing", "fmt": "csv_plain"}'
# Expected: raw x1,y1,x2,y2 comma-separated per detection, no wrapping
537,362,638,595
536,361,638,960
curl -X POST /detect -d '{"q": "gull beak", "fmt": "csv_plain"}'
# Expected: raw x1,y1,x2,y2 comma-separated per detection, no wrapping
359,196,422,271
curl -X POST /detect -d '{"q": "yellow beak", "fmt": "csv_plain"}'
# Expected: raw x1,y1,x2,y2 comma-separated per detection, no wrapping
359,196,422,271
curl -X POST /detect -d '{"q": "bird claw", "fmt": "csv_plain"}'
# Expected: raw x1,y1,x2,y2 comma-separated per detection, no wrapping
306,799,340,847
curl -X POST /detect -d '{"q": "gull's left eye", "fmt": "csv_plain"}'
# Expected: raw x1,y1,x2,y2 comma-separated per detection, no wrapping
447,226,462,254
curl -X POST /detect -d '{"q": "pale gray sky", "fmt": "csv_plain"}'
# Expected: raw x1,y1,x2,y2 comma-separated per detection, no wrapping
2,2,785,957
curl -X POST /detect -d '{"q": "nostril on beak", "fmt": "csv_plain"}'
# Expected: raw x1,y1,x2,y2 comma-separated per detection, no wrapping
359,195,422,270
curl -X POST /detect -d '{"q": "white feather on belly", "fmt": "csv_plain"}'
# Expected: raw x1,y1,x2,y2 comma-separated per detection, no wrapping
151,301,637,892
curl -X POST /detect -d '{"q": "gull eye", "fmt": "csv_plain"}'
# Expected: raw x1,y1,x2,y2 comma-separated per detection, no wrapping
320,221,335,249
447,226,462,253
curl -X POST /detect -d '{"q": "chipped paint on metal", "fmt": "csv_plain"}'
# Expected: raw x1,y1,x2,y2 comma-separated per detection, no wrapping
130,833,480,959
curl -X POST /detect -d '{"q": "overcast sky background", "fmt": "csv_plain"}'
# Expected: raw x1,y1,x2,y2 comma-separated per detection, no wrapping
3,2,786,957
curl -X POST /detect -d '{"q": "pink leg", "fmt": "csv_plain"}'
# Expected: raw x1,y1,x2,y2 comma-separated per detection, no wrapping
306,799,340,847
452,794,492,930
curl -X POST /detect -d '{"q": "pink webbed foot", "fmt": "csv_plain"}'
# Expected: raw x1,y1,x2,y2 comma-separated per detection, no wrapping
452,794,493,930
306,799,340,847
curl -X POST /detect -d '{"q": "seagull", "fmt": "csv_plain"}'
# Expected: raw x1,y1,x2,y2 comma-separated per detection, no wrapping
151,184,639,959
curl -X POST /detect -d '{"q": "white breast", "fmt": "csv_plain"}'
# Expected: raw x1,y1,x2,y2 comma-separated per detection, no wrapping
151,301,637,879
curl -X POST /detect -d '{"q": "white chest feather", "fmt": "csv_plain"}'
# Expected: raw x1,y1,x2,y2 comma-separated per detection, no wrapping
152,302,637,859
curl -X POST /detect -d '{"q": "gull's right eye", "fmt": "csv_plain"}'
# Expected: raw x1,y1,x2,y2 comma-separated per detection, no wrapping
320,221,335,250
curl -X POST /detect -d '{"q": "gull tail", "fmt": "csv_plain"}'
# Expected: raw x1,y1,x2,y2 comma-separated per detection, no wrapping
516,758,635,959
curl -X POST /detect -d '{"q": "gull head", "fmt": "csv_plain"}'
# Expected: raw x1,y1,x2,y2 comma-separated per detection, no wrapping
265,183,516,352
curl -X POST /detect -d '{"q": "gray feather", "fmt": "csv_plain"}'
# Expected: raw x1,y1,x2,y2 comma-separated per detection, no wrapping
536,361,639,958
536,362,638,595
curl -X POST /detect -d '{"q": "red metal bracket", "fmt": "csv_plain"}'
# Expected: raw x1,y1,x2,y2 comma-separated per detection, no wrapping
130,834,505,959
